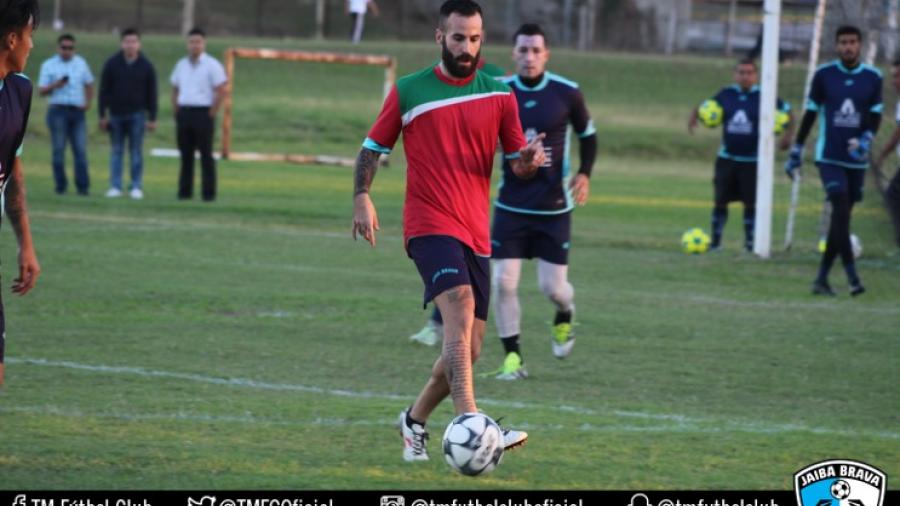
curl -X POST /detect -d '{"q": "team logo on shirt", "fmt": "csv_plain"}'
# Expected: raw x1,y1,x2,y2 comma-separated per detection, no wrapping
834,98,861,128
794,459,886,506
726,109,753,135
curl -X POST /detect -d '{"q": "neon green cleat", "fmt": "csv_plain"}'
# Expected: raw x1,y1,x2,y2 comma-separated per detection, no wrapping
409,321,441,346
494,352,528,380
551,321,575,359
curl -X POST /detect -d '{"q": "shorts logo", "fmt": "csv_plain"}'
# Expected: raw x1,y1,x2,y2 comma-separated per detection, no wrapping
432,267,460,284
794,459,886,506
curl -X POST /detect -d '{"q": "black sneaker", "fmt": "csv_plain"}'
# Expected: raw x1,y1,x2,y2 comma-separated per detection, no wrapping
811,280,836,296
849,282,866,297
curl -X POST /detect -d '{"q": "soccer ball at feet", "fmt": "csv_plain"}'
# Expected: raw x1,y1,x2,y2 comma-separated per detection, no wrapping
681,228,711,254
442,413,504,476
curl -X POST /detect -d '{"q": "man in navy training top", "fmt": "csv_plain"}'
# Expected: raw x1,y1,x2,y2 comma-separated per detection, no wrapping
0,0,44,384
410,23,597,383
99,27,158,200
785,25,882,296
688,58,793,252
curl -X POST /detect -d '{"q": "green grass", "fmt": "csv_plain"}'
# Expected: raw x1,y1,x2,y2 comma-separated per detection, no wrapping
0,31,897,490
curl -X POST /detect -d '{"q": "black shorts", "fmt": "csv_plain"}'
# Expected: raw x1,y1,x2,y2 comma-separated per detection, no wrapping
714,157,757,206
816,162,865,203
408,235,490,321
491,207,572,265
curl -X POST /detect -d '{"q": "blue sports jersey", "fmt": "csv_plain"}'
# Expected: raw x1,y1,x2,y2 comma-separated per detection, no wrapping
807,60,883,169
0,73,32,185
712,85,789,162
495,72,595,215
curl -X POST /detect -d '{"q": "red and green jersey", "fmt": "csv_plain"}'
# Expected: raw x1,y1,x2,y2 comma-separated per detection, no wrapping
364,65,526,256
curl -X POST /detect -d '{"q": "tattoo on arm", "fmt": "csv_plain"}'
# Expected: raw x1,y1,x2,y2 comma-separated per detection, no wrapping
5,164,27,241
354,148,381,196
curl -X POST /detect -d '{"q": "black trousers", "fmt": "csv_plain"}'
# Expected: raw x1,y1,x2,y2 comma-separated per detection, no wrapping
176,107,216,200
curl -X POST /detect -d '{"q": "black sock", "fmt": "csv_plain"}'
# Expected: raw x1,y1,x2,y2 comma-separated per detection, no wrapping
743,206,755,251
406,409,425,428
554,310,572,325
711,205,728,247
501,335,520,357
818,193,850,283
431,307,443,325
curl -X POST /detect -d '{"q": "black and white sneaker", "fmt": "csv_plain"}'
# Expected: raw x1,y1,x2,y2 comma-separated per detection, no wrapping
812,280,837,296
398,408,429,462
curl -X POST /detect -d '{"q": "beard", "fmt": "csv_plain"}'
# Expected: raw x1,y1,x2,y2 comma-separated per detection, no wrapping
441,40,481,79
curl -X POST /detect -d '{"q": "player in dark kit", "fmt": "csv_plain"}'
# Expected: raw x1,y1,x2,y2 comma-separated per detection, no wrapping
0,0,43,384
488,23,597,378
689,59,793,252
785,26,882,296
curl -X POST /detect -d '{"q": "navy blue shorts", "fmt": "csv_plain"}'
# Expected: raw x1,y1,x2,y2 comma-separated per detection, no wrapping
491,207,571,265
817,162,865,203
408,235,490,321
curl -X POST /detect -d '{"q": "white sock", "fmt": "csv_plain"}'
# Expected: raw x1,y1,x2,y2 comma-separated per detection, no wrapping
537,259,574,312
492,258,523,338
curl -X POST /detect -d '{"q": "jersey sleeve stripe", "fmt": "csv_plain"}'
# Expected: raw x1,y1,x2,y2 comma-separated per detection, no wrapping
870,103,884,113
806,100,819,112
15,144,23,157
362,137,391,154
503,151,521,160
577,120,596,138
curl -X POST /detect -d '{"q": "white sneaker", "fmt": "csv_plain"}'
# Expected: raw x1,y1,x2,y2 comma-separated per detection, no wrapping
398,408,429,462
501,426,528,450
551,306,576,359
129,188,144,200
409,320,441,346
105,188,123,198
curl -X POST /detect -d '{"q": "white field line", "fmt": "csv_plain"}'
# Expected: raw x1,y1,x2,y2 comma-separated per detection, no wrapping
7,357,898,440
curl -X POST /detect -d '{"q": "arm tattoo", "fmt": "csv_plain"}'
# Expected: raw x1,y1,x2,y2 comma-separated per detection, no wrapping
353,148,381,196
4,166,27,240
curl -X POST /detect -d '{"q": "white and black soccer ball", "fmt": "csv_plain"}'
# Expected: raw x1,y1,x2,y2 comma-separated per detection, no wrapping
442,413,504,476
831,479,851,500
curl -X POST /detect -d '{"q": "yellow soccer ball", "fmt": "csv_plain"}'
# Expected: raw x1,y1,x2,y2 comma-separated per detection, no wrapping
698,100,724,128
774,110,791,135
681,228,711,254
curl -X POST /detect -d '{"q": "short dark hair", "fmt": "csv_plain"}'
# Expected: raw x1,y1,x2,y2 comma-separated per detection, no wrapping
188,27,205,38
513,23,547,45
121,27,140,39
736,58,757,69
835,25,862,41
0,0,40,40
439,0,482,27
58,33,74,44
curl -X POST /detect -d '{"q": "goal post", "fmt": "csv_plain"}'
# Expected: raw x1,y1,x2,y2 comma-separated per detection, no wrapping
220,47,397,166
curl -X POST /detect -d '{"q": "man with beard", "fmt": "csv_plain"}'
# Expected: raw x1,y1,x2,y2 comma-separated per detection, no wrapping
351,0,545,462
0,0,43,384
785,25,882,296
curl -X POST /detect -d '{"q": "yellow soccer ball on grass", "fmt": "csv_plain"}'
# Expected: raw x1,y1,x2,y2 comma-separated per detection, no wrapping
698,99,724,128
681,228,711,254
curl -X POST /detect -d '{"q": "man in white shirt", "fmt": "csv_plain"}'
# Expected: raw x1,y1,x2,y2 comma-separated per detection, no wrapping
169,27,227,201
38,33,94,195
347,0,379,44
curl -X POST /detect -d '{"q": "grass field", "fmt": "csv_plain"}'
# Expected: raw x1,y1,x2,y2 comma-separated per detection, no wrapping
0,31,897,490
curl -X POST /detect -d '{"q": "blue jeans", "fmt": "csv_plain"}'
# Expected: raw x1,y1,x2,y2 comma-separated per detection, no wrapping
47,105,90,194
109,111,146,191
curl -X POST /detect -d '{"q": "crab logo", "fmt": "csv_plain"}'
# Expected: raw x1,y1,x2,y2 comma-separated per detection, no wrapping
794,459,886,506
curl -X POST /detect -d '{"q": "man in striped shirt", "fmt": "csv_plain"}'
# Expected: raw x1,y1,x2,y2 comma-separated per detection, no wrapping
351,0,545,462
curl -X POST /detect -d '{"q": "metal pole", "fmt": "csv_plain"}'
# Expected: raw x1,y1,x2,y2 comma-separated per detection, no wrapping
315,0,326,40
182,0,196,36
53,0,63,31
754,0,782,259
888,0,899,61
725,0,738,56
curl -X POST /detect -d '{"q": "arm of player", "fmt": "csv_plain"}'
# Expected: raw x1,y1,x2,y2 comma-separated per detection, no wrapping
785,109,817,179
4,157,41,296
508,133,547,179
687,107,700,134
875,124,900,167
352,148,382,247
570,133,597,206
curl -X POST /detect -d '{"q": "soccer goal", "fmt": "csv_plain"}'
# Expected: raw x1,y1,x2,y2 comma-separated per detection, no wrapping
221,47,397,167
